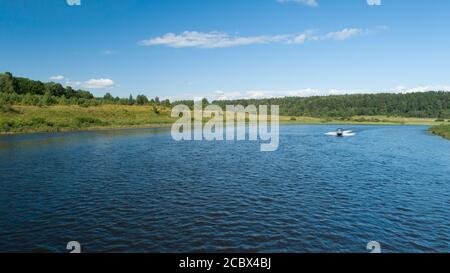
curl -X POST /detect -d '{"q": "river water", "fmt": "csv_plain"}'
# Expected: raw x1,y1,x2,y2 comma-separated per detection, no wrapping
0,125,449,252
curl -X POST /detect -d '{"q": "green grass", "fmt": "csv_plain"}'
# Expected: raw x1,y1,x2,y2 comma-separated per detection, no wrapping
0,105,175,134
279,115,440,126
429,124,450,140
0,104,445,135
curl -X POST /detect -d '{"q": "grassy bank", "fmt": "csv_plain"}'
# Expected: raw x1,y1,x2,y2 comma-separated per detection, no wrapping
0,105,445,135
429,124,450,140
0,105,175,134
279,115,441,125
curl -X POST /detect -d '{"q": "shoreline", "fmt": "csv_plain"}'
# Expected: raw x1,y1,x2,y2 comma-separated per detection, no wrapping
1,105,446,137
428,124,450,140
0,120,438,136
0,123,173,136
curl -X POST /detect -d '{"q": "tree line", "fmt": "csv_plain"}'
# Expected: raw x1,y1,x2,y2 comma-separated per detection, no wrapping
171,92,450,118
210,92,450,118
2,72,450,118
0,72,170,107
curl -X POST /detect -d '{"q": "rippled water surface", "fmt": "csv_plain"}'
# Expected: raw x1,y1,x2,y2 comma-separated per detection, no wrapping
0,125,449,252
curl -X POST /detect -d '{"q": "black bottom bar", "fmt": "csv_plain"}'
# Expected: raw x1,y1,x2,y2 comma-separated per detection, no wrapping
0,253,446,272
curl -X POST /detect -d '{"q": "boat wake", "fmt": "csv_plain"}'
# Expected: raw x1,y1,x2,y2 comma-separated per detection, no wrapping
325,130,356,137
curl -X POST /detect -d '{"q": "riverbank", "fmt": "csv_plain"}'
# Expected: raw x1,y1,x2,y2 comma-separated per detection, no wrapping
0,105,175,134
0,105,446,135
429,124,450,140
279,115,441,126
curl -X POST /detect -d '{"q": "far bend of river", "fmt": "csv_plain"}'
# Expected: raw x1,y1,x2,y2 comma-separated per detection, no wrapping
0,125,449,253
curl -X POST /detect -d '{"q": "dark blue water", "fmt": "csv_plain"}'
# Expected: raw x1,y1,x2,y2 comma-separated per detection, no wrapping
0,125,449,253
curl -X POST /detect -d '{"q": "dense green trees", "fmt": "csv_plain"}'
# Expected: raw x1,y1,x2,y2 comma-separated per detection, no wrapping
3,72,450,118
0,72,93,98
211,92,450,118
0,72,169,107
172,92,450,118
136,95,149,105
0,72,16,93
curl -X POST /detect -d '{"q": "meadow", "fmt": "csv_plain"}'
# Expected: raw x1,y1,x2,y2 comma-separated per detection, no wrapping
0,105,174,134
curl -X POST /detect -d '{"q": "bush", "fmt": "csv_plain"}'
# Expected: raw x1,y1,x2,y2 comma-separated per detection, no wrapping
0,120,15,131
39,91,56,106
21,93,39,105
75,117,107,126
290,117,296,121
0,117,54,132
29,117,54,127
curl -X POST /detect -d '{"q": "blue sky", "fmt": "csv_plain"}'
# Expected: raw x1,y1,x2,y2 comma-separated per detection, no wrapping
1,0,450,100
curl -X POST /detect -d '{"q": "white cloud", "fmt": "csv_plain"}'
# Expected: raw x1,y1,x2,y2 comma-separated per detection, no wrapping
394,85,450,93
367,0,381,6
67,0,81,6
65,81,82,88
324,28,362,40
175,85,450,101
291,33,308,44
209,89,366,101
64,78,115,89
277,0,318,7
140,27,372,49
139,31,287,48
49,75,65,81
83,79,115,89
277,0,381,7
291,28,363,43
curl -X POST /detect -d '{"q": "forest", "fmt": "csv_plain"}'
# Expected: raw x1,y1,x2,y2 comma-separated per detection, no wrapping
2,72,450,119
211,92,450,118
0,72,170,107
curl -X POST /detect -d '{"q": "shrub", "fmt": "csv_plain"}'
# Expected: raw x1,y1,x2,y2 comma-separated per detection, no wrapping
152,106,160,114
75,117,107,126
28,117,54,127
0,120,15,131
39,91,56,106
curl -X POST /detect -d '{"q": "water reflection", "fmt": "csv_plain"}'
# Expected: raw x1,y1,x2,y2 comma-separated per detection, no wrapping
0,127,171,150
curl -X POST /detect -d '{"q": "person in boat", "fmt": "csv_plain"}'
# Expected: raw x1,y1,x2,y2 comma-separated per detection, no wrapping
336,128,344,137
